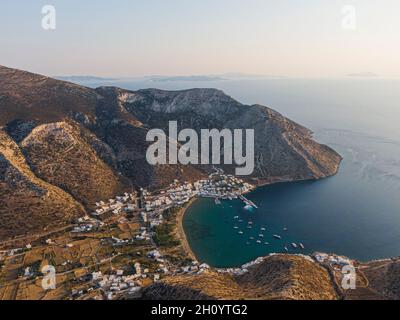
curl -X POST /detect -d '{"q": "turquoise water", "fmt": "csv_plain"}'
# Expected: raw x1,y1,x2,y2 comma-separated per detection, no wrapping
80,77,400,268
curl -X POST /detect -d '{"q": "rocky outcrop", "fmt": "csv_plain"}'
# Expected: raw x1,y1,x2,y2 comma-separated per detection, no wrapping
142,255,339,300
0,129,84,240
20,122,128,208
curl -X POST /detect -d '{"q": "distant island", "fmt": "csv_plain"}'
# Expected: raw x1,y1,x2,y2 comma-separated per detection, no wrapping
148,75,226,82
347,72,379,78
55,75,118,82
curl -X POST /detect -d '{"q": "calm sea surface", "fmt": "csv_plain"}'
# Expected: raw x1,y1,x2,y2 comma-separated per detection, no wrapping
81,77,400,267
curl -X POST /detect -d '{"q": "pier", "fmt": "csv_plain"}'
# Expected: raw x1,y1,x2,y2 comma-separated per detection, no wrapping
239,195,258,209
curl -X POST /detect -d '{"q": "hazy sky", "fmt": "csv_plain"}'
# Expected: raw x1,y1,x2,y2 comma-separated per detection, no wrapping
1,0,399,77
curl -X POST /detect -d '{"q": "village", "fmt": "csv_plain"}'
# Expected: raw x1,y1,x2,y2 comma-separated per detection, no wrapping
0,169,358,300
0,167,362,301
0,171,255,300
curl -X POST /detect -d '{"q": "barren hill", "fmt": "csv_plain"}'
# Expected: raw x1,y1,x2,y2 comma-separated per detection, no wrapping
0,129,84,240
142,255,339,300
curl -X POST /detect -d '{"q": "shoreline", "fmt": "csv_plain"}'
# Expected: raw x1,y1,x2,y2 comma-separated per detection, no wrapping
175,169,346,267
175,176,328,266
175,198,200,262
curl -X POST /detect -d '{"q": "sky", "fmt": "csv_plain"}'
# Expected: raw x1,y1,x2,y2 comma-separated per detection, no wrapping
1,0,400,78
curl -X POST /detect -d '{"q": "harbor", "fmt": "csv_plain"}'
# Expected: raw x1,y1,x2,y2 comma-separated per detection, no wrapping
182,183,313,268
183,177,386,269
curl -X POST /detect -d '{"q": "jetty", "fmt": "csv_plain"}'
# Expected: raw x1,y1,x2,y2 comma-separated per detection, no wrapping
239,195,258,209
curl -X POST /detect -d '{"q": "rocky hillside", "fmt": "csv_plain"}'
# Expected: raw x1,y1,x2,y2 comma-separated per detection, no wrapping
0,129,84,240
115,87,342,184
0,65,341,240
20,122,128,209
142,255,339,300
359,258,400,300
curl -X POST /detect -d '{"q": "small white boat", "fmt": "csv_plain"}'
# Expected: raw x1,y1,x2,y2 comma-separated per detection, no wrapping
284,246,289,252
299,243,305,249
283,227,288,231
247,226,252,229
264,242,269,245
258,234,264,238
234,216,239,219
256,240,262,244
233,226,239,229
273,235,282,240
250,237,255,240
238,231,244,235
291,243,298,248
260,227,266,231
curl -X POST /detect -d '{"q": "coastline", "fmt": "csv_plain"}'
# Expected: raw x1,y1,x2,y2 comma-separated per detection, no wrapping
174,166,344,267
175,198,200,262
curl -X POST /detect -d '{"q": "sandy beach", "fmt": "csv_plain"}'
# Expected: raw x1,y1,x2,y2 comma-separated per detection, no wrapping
175,198,199,262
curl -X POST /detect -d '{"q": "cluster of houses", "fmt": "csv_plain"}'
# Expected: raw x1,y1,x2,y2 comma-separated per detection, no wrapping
196,174,254,199
179,261,211,275
89,172,255,234
92,192,137,218
70,215,104,233
94,269,145,300
217,256,267,276
135,228,151,242
313,252,354,268
147,250,169,274
216,253,318,276
102,236,134,247
141,181,195,214
141,173,254,213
